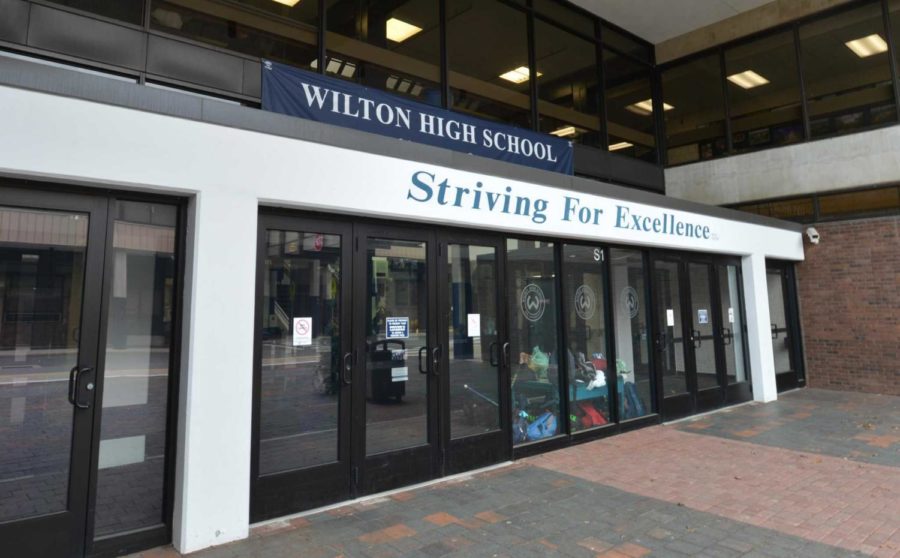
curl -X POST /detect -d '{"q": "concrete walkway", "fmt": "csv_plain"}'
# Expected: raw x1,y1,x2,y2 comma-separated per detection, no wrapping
133,389,900,557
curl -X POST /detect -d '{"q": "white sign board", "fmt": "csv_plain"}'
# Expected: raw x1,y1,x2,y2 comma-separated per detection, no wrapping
698,309,709,325
467,313,481,337
392,366,409,382
293,317,312,346
728,307,735,323
666,309,675,327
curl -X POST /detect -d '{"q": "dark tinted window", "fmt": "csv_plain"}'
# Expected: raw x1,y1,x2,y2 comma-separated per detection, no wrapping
325,0,441,105
800,2,896,138
533,0,595,37
535,19,601,146
602,24,652,63
447,0,531,127
663,54,726,165
604,49,656,161
45,0,143,25
725,31,804,153
819,186,900,216
150,0,318,69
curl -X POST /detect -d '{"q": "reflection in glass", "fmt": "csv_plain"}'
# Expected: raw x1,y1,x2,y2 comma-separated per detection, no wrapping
257,230,342,475
604,49,656,161
447,0,532,127
718,264,748,385
610,249,651,419
767,269,792,373
150,0,318,70
562,245,610,431
46,0,143,24
663,54,727,164
688,263,718,391
652,259,687,397
447,244,500,439
325,0,441,105
365,239,428,455
725,31,804,152
800,2,895,138
0,207,86,523
507,239,561,444
535,20,601,146
94,202,178,537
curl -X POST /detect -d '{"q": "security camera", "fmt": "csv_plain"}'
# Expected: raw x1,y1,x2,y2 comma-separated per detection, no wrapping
805,227,820,245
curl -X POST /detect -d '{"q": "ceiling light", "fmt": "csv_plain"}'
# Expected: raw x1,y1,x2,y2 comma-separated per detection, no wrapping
386,17,423,43
499,66,541,84
626,99,673,115
845,34,888,57
608,141,633,151
727,70,770,89
271,0,301,6
550,126,577,137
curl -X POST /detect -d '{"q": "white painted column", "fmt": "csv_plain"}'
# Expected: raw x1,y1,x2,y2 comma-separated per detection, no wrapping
173,191,258,553
741,252,778,402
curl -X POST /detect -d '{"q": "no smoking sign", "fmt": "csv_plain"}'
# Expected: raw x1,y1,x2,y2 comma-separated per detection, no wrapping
293,317,312,346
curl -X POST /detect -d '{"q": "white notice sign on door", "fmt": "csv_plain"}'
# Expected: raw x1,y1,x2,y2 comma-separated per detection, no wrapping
666,309,675,327
467,313,481,337
293,317,312,346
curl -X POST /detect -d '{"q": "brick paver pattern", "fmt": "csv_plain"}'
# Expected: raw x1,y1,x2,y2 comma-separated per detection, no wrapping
130,389,900,557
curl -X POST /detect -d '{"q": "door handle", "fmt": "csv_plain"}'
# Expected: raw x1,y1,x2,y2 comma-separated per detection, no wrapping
69,367,93,409
431,346,441,376
67,365,78,406
691,330,702,349
721,327,733,345
418,346,428,374
501,342,510,368
771,323,778,340
489,341,499,367
342,352,353,385
656,332,667,349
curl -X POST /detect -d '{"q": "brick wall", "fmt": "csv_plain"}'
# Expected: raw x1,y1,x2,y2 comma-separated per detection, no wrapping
795,215,900,395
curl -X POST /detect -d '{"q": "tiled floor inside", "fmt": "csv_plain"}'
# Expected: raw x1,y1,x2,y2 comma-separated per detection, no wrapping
132,389,900,557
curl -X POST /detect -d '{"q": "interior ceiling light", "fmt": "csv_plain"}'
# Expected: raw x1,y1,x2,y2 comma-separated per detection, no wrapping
727,70,770,89
550,126,577,137
386,17,422,42
845,34,888,57
271,0,302,7
626,99,673,115
608,141,633,151
499,66,542,84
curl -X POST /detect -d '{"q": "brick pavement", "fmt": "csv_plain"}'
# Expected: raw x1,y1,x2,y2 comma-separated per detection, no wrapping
130,389,900,557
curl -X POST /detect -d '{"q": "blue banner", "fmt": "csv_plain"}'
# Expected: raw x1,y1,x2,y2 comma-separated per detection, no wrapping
261,60,573,175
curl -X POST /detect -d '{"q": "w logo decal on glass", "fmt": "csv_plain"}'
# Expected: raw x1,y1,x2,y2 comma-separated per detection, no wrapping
574,285,595,320
622,286,640,319
520,283,547,322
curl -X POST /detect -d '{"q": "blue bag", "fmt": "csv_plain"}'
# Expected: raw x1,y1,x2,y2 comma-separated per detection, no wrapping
526,411,558,441
623,382,646,419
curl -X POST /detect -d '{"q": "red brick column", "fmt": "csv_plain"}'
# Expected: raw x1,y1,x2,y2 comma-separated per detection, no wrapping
796,215,900,395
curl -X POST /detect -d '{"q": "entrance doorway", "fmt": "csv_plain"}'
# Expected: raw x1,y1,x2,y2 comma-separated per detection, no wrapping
651,253,752,420
250,215,509,522
0,183,182,557
767,261,805,392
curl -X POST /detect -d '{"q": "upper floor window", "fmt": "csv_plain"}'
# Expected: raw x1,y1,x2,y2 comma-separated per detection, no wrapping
662,54,726,165
45,0,143,25
604,49,657,162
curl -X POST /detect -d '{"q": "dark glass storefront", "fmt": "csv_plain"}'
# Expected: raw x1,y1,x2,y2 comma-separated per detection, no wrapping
250,210,754,521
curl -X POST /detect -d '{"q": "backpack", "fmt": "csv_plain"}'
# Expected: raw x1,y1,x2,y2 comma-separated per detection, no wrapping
526,411,558,441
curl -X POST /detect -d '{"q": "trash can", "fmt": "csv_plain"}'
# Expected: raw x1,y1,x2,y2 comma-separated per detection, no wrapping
368,340,406,402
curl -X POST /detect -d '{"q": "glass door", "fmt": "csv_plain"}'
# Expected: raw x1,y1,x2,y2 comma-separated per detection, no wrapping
438,233,509,474
717,262,753,403
687,261,725,412
767,261,805,392
651,256,692,420
0,188,107,558
251,215,353,521
353,225,439,494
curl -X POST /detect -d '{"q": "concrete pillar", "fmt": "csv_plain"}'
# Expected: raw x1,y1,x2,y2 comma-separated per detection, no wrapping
172,191,258,553
741,252,778,402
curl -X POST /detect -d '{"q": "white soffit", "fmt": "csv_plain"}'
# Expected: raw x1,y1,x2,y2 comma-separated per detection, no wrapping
569,0,775,44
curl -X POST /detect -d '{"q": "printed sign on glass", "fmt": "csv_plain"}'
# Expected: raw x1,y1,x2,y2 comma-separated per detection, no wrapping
386,317,410,339
293,317,312,346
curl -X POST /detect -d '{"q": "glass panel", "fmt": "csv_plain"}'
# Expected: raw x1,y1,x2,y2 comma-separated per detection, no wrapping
0,206,87,522
93,202,177,537
688,263,718,391
507,239,561,444
718,264,748,385
533,0,595,37
562,245,609,432
365,238,428,455
610,249,651,419
663,54,727,165
800,2,896,139
45,0,143,25
447,0,531,127
150,0,318,70
325,0,441,105
766,269,792,373
819,186,900,216
603,48,657,161
535,20,601,147
602,24,653,63
447,244,500,439
258,229,342,475
653,260,687,397
725,31,804,153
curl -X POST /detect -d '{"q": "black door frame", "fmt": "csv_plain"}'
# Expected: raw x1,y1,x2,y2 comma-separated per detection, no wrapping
0,180,185,558
767,260,806,392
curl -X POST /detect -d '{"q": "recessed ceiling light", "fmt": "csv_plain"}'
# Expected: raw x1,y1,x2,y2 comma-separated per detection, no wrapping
845,34,888,57
609,141,633,151
499,66,542,84
272,0,301,7
727,70,770,89
386,17,422,43
550,125,577,137
626,99,673,115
